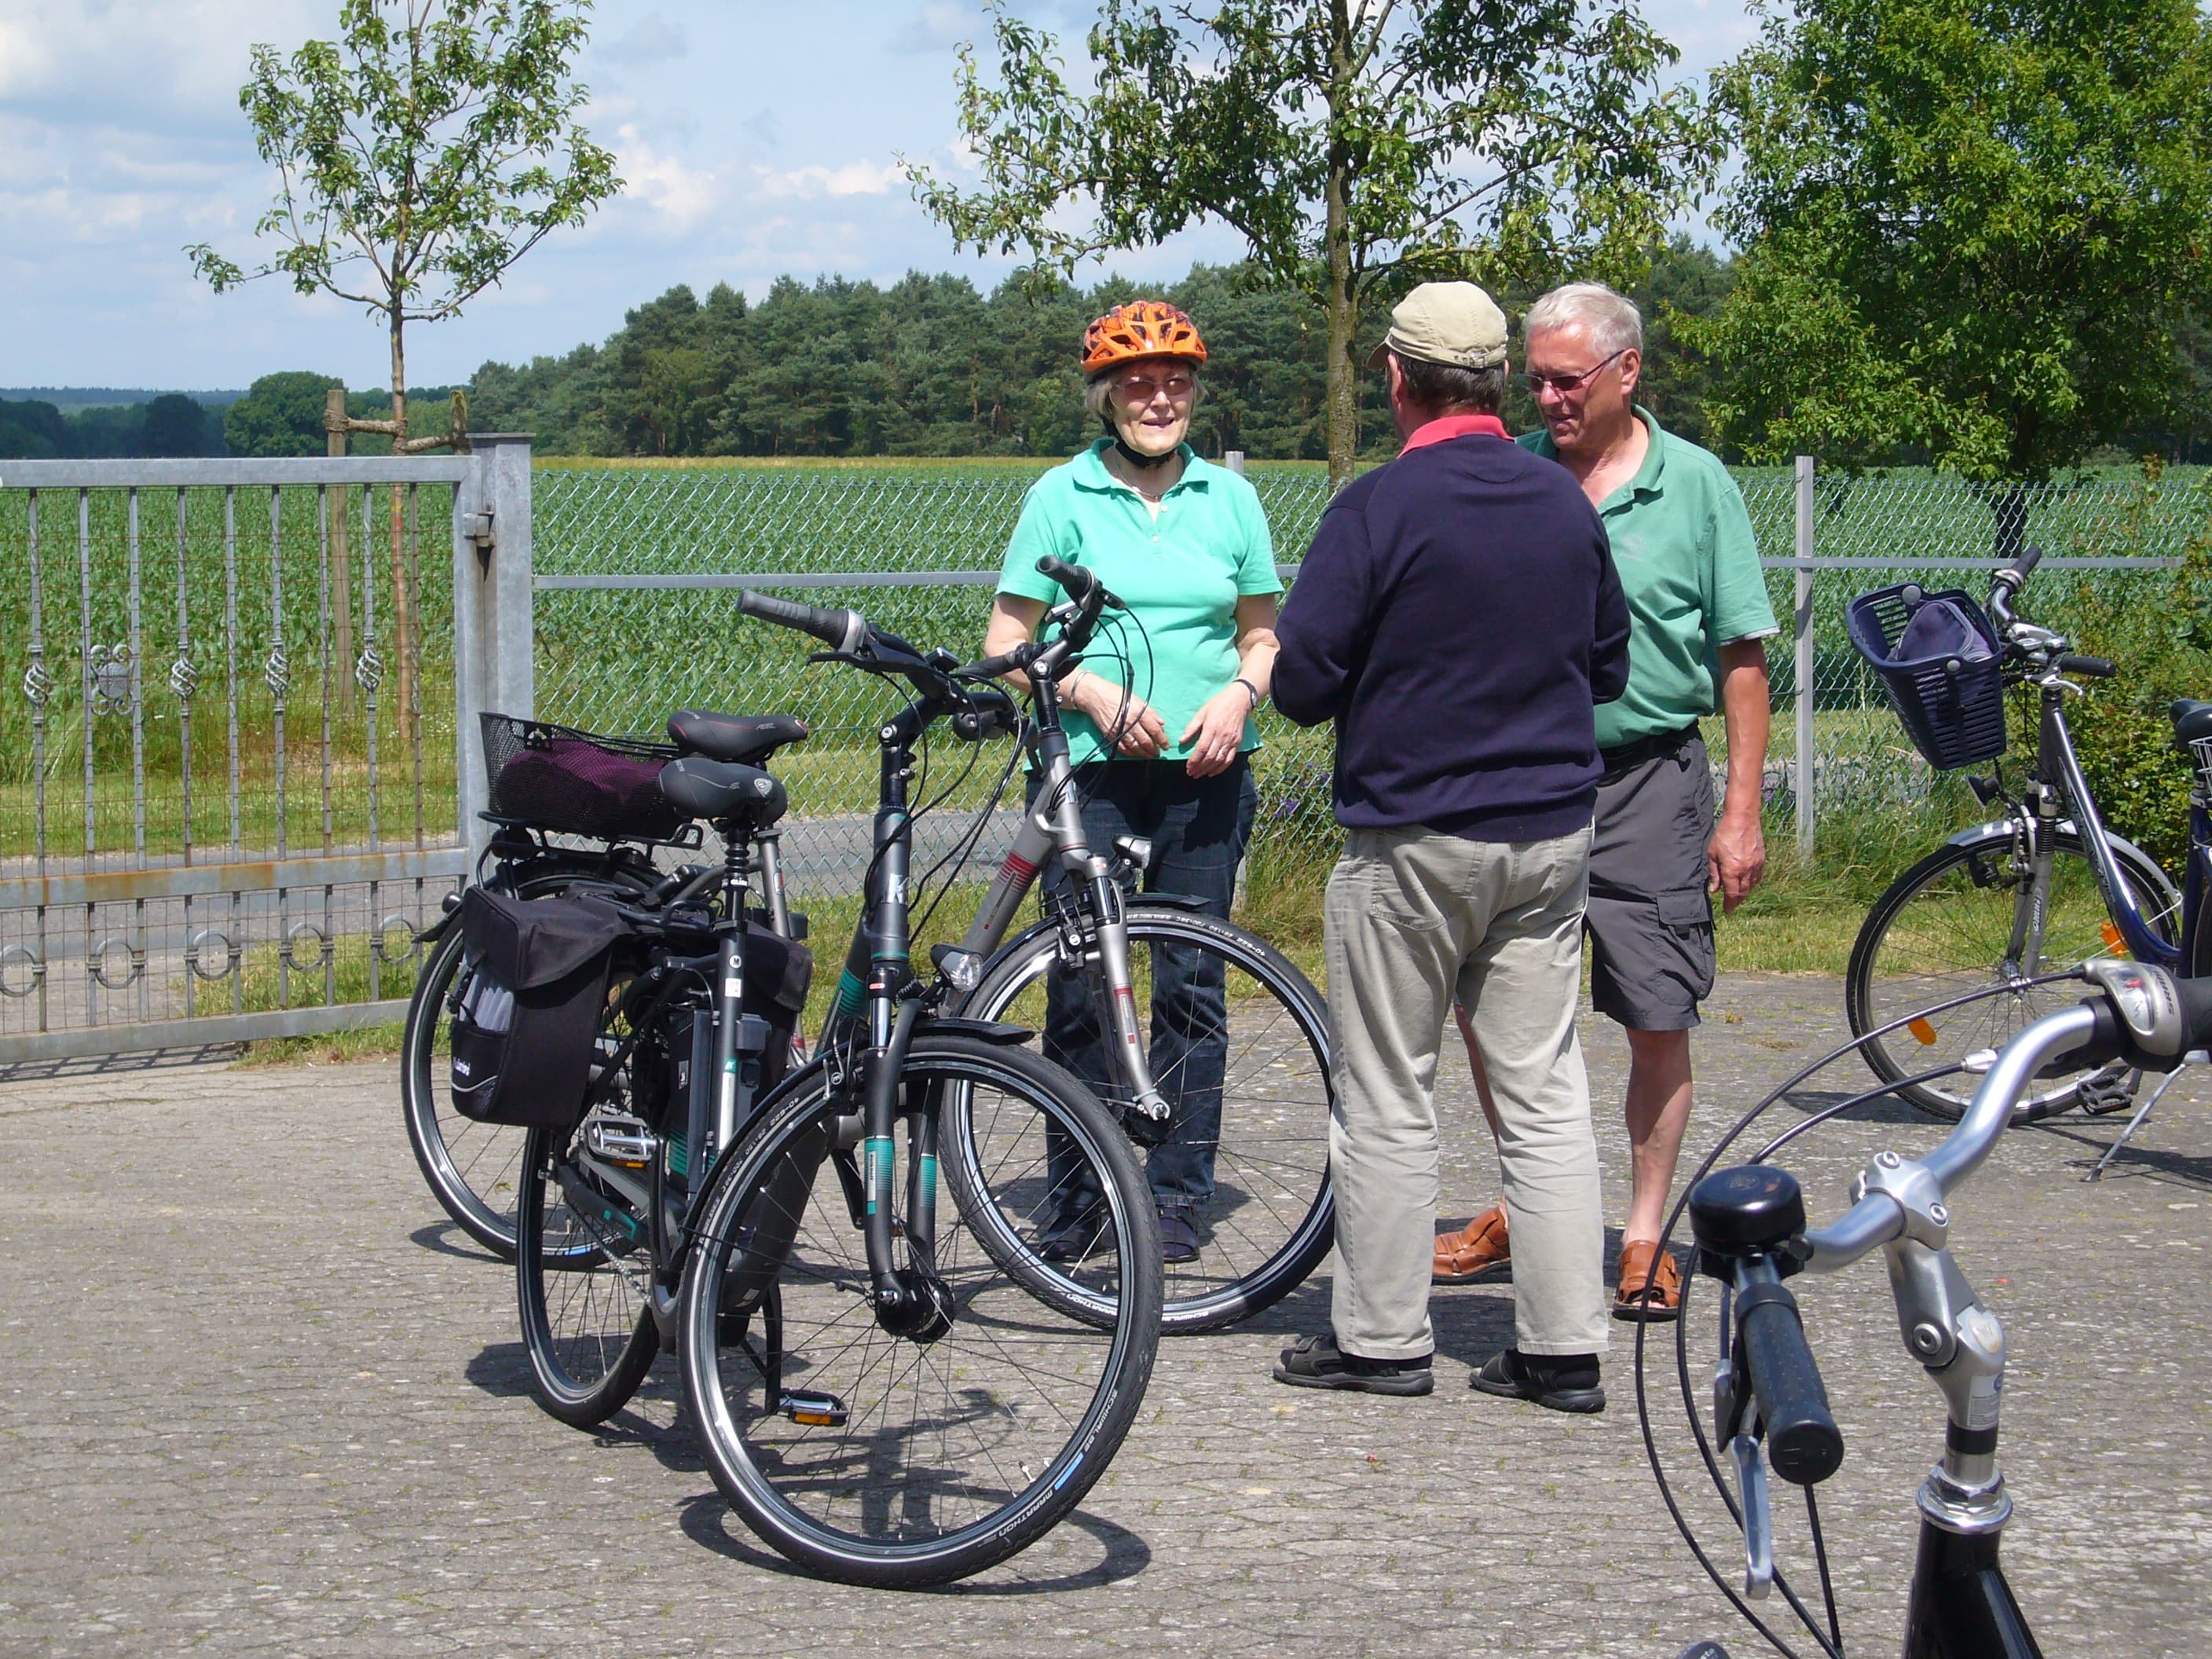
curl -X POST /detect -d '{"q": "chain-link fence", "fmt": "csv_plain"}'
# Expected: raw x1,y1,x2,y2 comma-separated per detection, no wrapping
530,460,2211,899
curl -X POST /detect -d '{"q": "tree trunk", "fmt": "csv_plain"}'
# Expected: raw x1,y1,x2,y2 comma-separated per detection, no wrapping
325,386,354,716
1989,485,2029,566
386,319,418,753
1321,4,1361,491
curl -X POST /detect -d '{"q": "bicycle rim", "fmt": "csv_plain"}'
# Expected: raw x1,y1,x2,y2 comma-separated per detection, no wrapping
955,907,1334,1333
680,1036,1160,1588
1848,832,2177,1120
402,925,534,1255
514,1119,661,1427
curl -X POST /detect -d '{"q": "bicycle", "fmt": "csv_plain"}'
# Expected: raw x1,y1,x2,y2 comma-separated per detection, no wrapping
914,557,1333,1334
1844,544,2209,1123
1648,958,2212,1658
511,595,1163,1588
401,709,808,1258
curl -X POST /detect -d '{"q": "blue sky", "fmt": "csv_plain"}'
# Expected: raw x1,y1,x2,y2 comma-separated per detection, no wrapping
0,0,1762,393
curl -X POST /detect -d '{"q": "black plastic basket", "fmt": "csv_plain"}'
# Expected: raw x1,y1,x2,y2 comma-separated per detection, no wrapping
480,713,685,841
1846,584,2009,771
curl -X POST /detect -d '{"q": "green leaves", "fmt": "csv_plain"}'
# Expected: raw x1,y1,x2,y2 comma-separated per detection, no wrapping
908,0,1720,479
1701,0,2212,485
185,0,620,438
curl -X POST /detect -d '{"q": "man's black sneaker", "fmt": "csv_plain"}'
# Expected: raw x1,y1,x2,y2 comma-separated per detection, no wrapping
1273,1332,1434,1396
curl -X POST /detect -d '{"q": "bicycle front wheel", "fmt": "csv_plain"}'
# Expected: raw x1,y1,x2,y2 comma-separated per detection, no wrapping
952,904,1334,1334
679,1034,1161,1589
1846,828,2178,1121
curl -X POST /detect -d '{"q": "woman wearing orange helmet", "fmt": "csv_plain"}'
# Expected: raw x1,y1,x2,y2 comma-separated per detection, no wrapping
981,299,1282,1265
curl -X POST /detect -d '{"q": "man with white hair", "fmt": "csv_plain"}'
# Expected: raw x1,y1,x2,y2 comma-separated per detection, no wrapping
1433,280,1776,1323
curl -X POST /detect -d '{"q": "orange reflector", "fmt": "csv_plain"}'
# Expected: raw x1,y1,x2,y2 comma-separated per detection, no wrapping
2102,921,2128,958
1907,1017,1939,1046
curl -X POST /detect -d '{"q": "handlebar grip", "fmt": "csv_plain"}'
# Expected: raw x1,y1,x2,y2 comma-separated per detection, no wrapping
738,589,863,652
1036,555,1126,610
2056,653,2116,679
1996,544,2044,584
961,642,1038,680
1736,1280,1844,1485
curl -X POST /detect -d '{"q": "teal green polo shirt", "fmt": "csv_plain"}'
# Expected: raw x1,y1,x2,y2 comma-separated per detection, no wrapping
998,439,1282,767
1521,408,1778,749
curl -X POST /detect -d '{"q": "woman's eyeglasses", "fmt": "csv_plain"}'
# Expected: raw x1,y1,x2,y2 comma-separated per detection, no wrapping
1522,349,1628,397
1113,372,1196,404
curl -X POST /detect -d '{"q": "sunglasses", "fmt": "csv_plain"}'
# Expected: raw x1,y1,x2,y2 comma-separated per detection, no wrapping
1522,349,1628,397
1112,372,1196,403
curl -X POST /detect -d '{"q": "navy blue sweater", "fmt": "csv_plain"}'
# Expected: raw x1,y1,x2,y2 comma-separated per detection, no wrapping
1273,433,1632,841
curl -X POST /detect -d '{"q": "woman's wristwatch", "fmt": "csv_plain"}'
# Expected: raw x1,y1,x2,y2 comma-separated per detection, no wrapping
1234,676,1265,711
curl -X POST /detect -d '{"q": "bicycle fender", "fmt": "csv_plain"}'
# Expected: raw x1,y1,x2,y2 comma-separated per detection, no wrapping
1943,821,2181,906
1126,890,1211,910
924,1018,1035,1046
1944,819,2016,849
412,898,464,946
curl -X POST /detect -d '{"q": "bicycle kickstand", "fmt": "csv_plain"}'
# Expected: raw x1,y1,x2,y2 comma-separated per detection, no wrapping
2086,1054,2202,1181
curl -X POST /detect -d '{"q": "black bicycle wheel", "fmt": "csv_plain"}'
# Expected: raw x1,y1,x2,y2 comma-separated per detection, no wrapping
951,904,1334,1334
401,864,654,1257
679,1034,1161,1589
1846,828,2178,1122
515,1112,662,1427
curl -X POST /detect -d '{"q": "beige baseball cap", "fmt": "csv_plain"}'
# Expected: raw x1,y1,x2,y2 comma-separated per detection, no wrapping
1368,281,1510,372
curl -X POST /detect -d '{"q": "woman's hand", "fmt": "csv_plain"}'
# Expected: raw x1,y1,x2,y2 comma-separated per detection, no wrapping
1179,684,1251,778
1073,675,1169,758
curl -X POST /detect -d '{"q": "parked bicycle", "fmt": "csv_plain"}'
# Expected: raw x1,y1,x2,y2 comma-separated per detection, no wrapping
1844,544,2210,1122
1647,958,2212,1657
401,709,808,1257
505,591,1163,1588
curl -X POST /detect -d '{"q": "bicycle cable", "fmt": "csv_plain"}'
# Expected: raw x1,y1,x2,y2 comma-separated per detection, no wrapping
1632,970,2089,1657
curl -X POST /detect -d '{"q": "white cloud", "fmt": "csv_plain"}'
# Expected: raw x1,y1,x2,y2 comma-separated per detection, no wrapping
753,159,904,200
599,13,689,65
613,123,723,233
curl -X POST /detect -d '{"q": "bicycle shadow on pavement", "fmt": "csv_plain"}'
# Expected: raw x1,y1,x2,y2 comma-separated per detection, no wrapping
676,1490,1153,1593
409,1219,507,1262
2031,1119,2212,1191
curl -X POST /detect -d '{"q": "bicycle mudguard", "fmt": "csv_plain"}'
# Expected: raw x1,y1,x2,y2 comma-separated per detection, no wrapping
1943,820,2181,908
924,1018,1035,1046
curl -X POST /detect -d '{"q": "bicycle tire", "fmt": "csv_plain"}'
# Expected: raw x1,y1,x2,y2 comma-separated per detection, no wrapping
1846,828,2178,1122
513,1118,662,1427
401,862,655,1258
679,1034,1161,1588
950,903,1334,1334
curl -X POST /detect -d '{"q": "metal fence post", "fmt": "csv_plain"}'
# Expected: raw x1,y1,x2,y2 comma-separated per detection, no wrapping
1793,456,1816,861
454,433,535,874
1224,449,1246,476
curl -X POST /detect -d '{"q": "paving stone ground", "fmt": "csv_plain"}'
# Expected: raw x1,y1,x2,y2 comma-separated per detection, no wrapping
5,973,2210,1657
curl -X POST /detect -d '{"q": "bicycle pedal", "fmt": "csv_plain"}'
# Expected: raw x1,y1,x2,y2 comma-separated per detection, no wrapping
584,1115,660,1168
778,1388,848,1427
2078,1073,2138,1116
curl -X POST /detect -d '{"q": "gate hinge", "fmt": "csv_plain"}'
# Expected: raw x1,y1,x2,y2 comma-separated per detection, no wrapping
463,509,496,566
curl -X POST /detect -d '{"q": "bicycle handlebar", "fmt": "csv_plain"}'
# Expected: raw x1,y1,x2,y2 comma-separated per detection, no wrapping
735,589,866,654
1736,1276,1845,1485
2056,653,2116,679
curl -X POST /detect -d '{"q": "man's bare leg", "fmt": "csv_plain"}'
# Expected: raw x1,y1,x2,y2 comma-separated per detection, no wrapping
1621,1027,1693,1246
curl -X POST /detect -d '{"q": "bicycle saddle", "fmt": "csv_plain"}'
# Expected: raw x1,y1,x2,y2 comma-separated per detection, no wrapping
667,709,809,764
657,756,789,830
2170,699,2212,748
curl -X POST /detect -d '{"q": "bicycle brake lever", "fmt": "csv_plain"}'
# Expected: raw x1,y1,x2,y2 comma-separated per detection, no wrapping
1729,1433,1776,1601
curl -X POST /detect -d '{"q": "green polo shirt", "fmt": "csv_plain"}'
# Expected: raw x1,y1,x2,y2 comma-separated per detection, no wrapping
1520,408,1777,750
998,439,1282,767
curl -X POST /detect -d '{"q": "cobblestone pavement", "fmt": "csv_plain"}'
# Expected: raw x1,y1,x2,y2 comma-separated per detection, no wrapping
5,974,2211,1657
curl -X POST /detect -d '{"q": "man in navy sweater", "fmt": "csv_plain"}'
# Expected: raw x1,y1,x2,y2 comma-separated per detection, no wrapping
1269,282,1632,1410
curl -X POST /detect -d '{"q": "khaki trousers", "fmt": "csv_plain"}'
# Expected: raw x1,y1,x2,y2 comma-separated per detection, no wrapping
1323,824,1607,1360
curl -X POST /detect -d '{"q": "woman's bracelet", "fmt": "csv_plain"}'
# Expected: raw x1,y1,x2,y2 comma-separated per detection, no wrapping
1234,676,1265,711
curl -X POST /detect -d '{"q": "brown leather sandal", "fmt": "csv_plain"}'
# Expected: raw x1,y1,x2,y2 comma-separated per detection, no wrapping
1434,1204,1511,1284
1613,1238,1684,1323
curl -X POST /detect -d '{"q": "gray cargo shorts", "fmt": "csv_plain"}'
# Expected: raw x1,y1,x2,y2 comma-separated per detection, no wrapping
1587,731,1716,1032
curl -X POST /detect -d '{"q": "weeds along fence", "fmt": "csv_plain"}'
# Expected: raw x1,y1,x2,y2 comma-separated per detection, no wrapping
533,455,2210,896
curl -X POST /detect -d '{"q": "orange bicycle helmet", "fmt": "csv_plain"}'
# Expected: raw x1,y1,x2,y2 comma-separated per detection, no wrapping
1082,301,1208,375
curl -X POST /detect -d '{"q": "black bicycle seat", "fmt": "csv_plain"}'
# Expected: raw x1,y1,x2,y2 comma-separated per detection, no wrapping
667,709,809,764
2170,699,2212,748
657,756,789,829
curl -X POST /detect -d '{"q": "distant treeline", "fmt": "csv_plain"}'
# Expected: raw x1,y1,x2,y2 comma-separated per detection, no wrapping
0,379,465,461
467,241,1738,462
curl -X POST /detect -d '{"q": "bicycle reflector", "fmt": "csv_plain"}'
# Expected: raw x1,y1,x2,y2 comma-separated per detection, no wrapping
2102,921,2129,959
1908,1016,1939,1046
779,1390,849,1427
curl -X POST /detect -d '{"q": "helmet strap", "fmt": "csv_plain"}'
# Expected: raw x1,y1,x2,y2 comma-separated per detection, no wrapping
1111,434,1177,471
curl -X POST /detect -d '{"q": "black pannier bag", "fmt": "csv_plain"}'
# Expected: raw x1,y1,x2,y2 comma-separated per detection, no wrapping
449,886,635,1127
738,922,813,1096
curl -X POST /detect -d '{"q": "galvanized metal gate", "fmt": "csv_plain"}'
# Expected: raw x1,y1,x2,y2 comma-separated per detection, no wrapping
0,445,530,1063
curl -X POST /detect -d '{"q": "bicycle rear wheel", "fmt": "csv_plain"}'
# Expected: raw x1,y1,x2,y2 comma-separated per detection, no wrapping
951,905,1334,1333
1846,828,2178,1122
679,1033,1160,1588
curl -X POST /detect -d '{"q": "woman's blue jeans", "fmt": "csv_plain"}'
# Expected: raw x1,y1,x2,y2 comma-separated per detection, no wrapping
1027,756,1258,1220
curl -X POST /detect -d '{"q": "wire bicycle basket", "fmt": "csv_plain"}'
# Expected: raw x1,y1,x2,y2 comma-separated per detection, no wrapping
479,712,686,842
1846,584,2009,771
